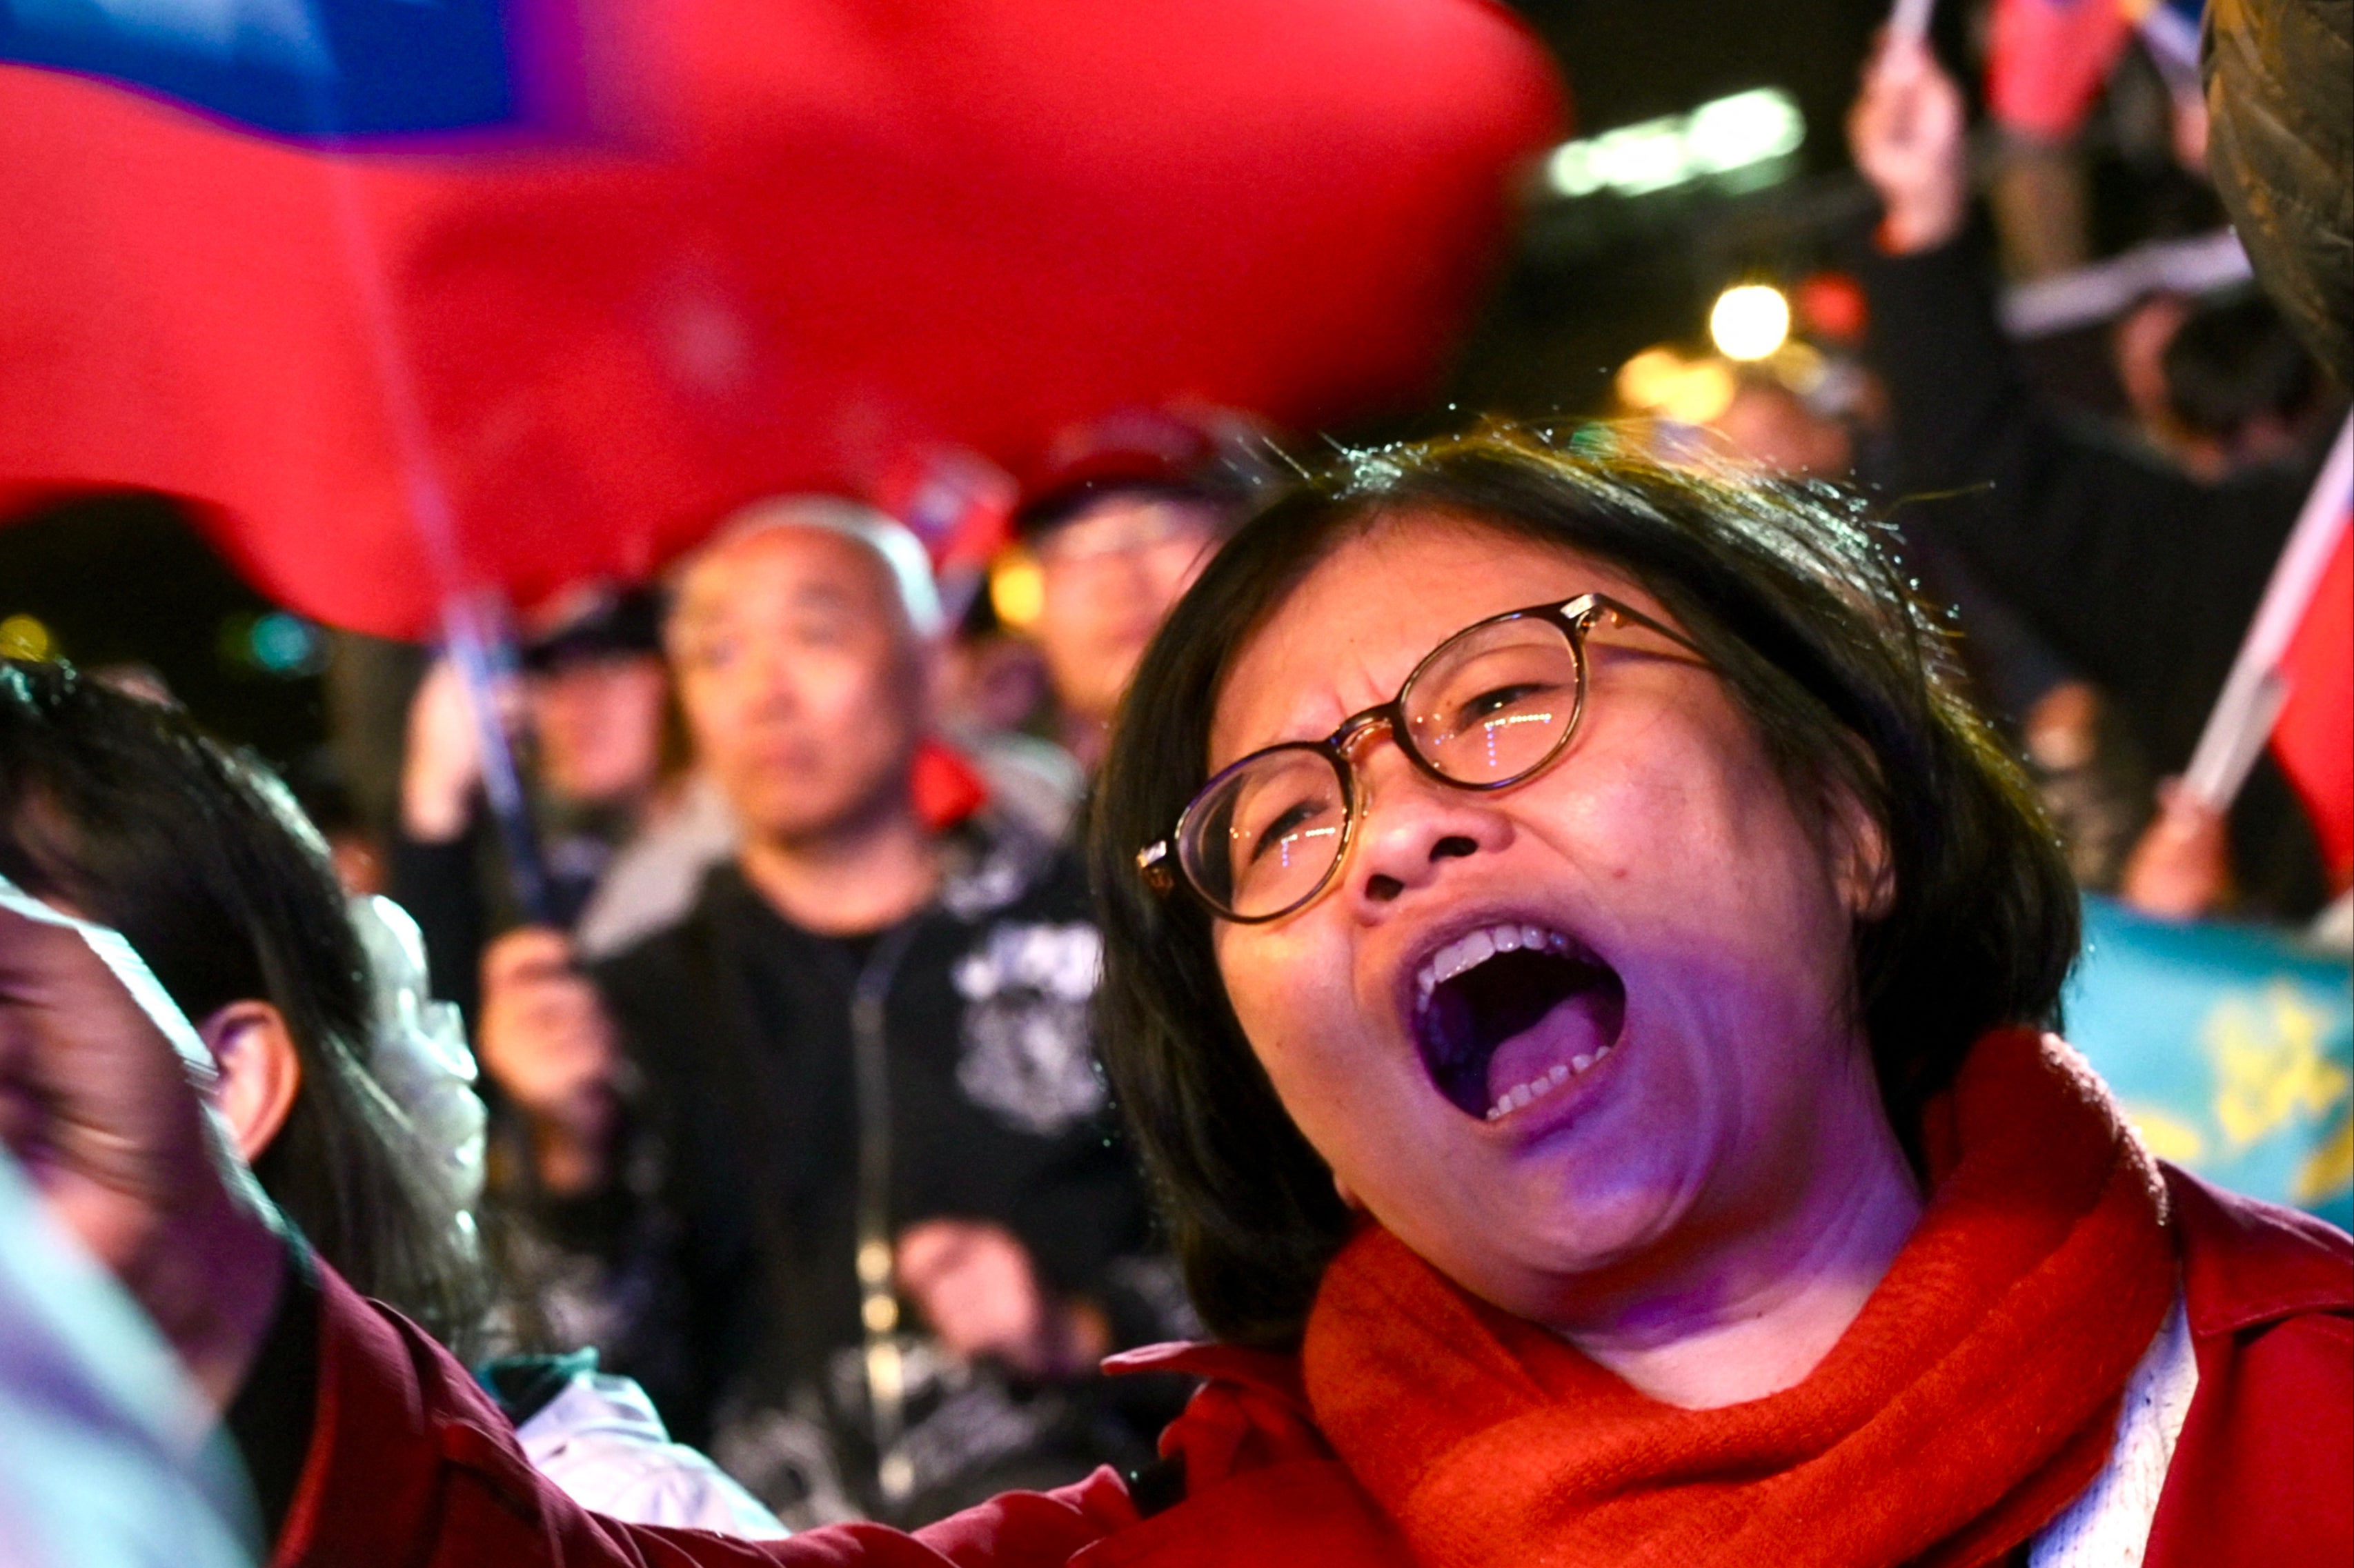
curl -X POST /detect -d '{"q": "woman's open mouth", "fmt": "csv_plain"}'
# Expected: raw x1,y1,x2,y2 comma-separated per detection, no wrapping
1411,921,1628,1121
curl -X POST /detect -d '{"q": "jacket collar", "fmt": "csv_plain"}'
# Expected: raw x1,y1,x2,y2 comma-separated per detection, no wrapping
2165,1163,2354,1338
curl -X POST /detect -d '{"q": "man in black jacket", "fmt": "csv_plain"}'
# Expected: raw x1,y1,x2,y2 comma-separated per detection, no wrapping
1847,34,2335,920
478,501,1184,1529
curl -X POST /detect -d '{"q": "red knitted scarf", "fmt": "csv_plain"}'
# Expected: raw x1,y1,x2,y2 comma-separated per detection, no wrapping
1294,1029,2175,1568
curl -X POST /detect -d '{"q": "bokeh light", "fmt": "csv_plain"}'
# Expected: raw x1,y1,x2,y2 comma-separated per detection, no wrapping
1709,284,1791,361
1615,346,1737,426
1545,87,1806,201
989,553,1046,631
217,611,325,676
0,614,55,662
249,611,322,674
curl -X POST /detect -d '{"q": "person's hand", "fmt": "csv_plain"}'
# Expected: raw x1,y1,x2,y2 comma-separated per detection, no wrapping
0,904,285,1410
2119,780,2233,920
477,926,620,1195
400,658,494,843
895,1219,1109,1380
1848,32,1970,255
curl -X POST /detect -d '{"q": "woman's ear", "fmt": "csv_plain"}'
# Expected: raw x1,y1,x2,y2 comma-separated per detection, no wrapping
197,1000,302,1163
1826,782,1896,923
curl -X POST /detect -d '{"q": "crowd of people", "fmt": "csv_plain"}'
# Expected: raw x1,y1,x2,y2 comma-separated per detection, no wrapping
296,436,1255,1531
0,15,2348,1567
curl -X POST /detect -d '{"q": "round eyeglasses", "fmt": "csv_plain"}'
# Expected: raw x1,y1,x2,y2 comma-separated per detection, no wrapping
1136,593,1701,923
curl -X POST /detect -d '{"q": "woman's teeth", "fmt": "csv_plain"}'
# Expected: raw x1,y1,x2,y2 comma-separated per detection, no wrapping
1415,920,1575,1005
1483,1044,1611,1122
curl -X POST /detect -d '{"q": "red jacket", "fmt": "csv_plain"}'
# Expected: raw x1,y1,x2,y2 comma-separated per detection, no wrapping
266,1168,2349,1567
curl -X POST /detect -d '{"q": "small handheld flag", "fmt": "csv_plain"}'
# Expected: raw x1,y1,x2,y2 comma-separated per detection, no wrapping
2184,413,2354,889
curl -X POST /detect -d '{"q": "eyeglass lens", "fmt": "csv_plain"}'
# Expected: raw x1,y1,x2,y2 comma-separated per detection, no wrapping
1179,615,1583,920
1401,616,1583,785
1181,748,1352,918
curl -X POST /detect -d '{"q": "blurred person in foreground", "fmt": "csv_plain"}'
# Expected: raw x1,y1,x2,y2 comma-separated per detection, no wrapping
1849,32,2344,922
475,500,1183,1528
0,658,782,1536
10,430,2348,1567
0,1138,253,1568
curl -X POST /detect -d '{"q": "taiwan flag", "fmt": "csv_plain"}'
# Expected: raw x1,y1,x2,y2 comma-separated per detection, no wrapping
2273,504,2354,888
0,0,1564,639
0,0,577,138
2188,415,2354,891
1985,0,2135,141
1986,0,2213,143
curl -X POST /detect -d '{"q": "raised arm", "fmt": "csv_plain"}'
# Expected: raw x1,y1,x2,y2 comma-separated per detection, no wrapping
1846,36,2208,565
1846,34,2299,765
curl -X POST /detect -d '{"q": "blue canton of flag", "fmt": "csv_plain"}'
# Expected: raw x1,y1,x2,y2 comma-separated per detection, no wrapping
1,0,529,136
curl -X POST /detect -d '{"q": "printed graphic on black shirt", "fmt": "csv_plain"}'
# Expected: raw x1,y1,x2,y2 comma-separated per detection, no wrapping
951,921,1107,1135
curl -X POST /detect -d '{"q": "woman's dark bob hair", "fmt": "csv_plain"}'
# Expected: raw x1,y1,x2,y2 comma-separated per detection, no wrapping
0,658,493,1356
1089,426,2079,1351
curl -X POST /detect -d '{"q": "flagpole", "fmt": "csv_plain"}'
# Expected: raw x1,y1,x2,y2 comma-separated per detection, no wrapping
306,112,556,924
2182,411,2354,813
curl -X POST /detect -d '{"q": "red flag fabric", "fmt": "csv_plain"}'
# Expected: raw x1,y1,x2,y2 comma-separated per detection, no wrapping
0,0,1563,639
1986,0,2133,141
910,738,991,835
2272,519,2354,889
2185,415,2354,894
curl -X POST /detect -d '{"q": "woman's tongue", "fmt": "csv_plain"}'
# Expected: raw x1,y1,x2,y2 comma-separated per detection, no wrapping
1484,986,1622,1109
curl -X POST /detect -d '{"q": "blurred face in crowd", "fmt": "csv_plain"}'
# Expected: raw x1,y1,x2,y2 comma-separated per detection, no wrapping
942,631,1053,736
667,526,927,847
1205,517,1897,1336
1031,492,1225,730
2113,293,2193,442
1712,382,1854,479
528,654,669,809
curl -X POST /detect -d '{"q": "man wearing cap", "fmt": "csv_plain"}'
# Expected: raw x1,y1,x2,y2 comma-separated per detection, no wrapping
477,499,1183,1531
1011,413,1260,775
